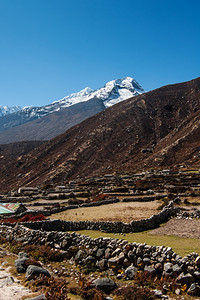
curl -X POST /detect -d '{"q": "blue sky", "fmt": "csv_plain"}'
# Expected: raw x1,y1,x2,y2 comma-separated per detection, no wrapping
0,0,200,107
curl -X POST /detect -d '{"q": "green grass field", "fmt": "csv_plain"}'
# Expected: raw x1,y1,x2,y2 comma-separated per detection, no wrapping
75,230,200,257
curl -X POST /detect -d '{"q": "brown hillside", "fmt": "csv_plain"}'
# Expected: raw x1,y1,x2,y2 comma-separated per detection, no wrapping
0,77,200,192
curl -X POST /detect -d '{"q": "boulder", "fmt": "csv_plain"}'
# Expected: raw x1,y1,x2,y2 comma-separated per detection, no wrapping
125,265,138,279
25,265,50,281
18,252,29,259
176,272,194,285
15,258,30,273
98,259,108,270
144,265,156,275
92,277,117,293
195,256,200,266
187,283,200,296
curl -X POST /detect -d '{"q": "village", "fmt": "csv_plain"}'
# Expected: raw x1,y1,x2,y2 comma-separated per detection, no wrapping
0,168,200,298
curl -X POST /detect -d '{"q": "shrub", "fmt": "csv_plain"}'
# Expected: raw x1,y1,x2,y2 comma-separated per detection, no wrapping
24,244,63,263
114,285,155,300
68,198,84,205
9,241,23,254
134,271,154,287
29,275,70,299
1,213,46,224
93,193,109,202
78,276,104,300
0,236,7,244
45,276,70,300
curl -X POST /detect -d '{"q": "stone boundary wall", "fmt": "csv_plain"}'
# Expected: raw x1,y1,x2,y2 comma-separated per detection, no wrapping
2,200,179,233
0,198,120,220
122,195,166,202
0,223,200,292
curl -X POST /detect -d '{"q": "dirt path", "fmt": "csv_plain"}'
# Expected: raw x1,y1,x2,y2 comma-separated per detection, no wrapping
0,266,32,300
150,218,200,239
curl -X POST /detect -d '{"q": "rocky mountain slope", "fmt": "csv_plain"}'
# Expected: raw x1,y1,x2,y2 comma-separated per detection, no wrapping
0,77,199,191
0,77,144,144
0,98,105,143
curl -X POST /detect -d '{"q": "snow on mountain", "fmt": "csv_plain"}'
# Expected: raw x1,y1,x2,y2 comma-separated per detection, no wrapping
1,77,144,119
0,105,22,117
54,77,144,109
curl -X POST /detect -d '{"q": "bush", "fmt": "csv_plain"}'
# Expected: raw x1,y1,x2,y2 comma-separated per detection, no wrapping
24,244,63,263
114,285,155,300
29,275,70,299
0,213,46,224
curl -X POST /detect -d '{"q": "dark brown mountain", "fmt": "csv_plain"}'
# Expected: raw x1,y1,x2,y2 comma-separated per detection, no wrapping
0,98,105,144
0,77,200,192
0,140,44,171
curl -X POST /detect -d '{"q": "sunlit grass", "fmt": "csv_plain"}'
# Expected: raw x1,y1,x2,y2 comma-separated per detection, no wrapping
75,230,200,258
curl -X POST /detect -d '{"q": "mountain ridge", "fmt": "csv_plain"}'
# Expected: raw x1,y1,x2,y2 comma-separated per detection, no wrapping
0,76,199,192
0,77,144,144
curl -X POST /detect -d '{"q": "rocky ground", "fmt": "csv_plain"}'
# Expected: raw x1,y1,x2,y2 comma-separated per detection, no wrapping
150,218,200,239
0,248,32,300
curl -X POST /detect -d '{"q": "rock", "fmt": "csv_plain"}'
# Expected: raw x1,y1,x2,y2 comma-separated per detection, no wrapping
175,288,181,295
18,252,29,259
155,263,163,271
112,248,121,257
25,265,50,281
2,276,14,286
84,255,96,265
187,283,200,295
61,238,72,250
105,248,112,259
195,256,200,266
75,249,87,263
143,257,151,265
144,265,156,274
163,263,173,273
127,250,135,262
176,272,194,285
116,273,123,279
194,271,200,278
153,289,163,297
108,257,122,270
137,257,143,267
96,248,105,259
172,264,182,275
125,265,138,279
98,259,108,270
92,277,117,293
15,258,30,273
123,258,131,268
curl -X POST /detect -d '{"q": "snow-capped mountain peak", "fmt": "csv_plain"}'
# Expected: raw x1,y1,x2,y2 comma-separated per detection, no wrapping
0,76,144,119
0,105,22,117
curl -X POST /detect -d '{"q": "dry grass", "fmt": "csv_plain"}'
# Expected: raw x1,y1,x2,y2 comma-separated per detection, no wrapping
50,200,160,223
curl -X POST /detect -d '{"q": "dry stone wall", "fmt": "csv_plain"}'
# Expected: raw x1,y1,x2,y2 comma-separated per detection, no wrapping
0,223,200,293
2,200,178,233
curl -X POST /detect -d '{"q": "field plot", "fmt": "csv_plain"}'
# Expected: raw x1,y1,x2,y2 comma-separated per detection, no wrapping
150,218,200,239
50,200,160,222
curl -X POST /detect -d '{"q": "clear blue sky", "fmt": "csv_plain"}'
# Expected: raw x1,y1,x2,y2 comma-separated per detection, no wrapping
0,0,200,107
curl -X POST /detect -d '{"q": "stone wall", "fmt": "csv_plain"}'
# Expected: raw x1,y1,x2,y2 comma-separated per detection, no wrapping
2,200,178,233
0,223,200,291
